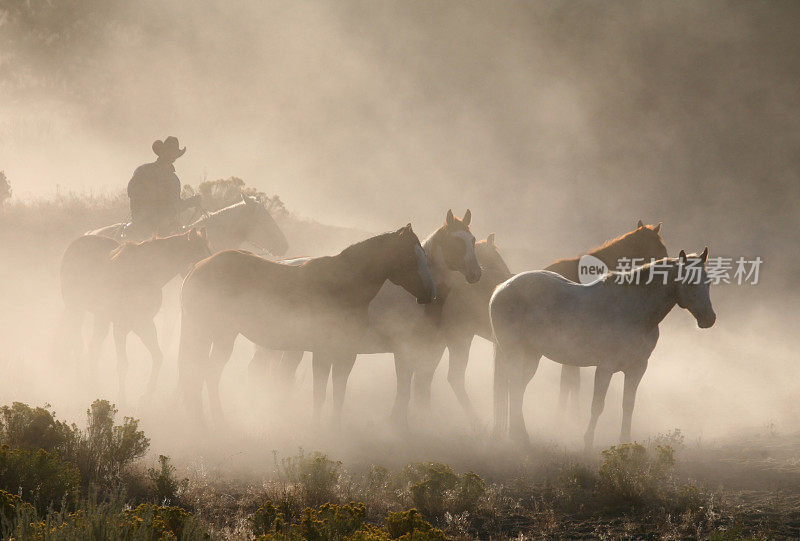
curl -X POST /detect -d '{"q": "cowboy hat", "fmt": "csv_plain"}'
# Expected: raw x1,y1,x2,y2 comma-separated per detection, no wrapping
152,136,186,159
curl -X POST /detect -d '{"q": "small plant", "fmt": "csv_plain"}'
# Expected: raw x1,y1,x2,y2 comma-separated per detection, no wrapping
148,455,187,505
401,463,459,518
386,509,447,540
597,443,675,509
282,451,342,507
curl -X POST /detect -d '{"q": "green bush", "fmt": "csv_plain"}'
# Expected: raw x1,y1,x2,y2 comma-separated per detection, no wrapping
148,455,186,506
597,443,675,508
386,509,447,540
8,497,208,540
0,444,81,513
282,451,342,507
0,402,77,454
0,488,35,530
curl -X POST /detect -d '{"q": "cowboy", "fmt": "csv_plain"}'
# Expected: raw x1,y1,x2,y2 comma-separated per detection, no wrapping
127,136,200,236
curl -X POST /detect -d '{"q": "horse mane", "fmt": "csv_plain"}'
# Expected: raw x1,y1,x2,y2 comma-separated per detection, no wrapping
589,226,664,259
337,231,397,260
190,199,248,229
601,256,677,285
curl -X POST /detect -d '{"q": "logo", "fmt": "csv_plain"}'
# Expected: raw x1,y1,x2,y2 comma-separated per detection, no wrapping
578,254,609,284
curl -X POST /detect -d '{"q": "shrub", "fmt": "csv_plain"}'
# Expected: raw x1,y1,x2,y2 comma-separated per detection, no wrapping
386,509,447,540
597,443,675,508
148,455,187,505
0,445,81,513
282,451,342,507
0,402,77,454
8,497,209,540
0,488,35,531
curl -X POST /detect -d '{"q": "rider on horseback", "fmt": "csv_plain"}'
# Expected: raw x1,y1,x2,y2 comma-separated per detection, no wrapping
127,136,201,236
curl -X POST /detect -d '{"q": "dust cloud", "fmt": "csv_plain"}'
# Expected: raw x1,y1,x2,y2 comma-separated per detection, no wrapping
1,0,799,466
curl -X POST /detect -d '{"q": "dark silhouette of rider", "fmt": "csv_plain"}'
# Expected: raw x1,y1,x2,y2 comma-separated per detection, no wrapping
127,136,200,236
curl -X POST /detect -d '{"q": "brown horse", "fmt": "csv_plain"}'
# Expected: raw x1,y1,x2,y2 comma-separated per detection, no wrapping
545,220,666,414
253,210,482,424
178,225,436,428
57,230,211,403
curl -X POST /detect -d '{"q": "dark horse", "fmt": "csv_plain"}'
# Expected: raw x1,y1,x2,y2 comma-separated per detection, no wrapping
252,210,482,425
57,230,211,403
178,225,436,428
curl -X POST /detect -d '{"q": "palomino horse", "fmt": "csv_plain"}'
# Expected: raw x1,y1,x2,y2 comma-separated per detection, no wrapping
412,221,665,424
58,230,211,403
88,194,288,256
547,220,666,414
490,249,716,450
178,225,436,429
254,210,482,424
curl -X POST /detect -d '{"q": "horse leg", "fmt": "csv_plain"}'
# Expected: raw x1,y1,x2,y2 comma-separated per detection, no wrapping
492,344,509,437
177,316,212,430
112,323,130,406
278,350,304,387
446,335,478,424
620,362,647,443
390,353,413,428
559,366,582,419
331,354,357,426
312,352,332,423
85,316,110,387
133,319,163,399
412,344,446,413
584,366,614,452
207,334,235,431
509,352,539,445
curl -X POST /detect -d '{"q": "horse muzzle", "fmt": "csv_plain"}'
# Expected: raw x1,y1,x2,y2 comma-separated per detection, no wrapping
697,312,716,329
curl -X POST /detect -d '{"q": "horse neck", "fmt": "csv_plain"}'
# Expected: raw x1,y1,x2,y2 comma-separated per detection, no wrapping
605,261,679,328
315,235,401,305
422,228,456,288
193,203,250,251
590,233,652,264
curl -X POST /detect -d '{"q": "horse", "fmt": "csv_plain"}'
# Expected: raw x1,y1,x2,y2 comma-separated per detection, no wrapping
57,229,212,404
88,194,288,256
177,224,436,429
252,210,482,425
407,220,665,424
546,220,666,415
489,248,716,450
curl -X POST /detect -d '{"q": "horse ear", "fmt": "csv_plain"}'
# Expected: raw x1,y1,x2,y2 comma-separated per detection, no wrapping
637,219,644,228
679,250,687,263
463,209,471,225
446,209,455,225
487,233,496,245
700,246,708,262
654,222,662,234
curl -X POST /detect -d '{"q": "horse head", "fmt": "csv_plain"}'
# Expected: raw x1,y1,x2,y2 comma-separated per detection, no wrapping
241,194,289,256
675,247,716,329
475,233,512,283
435,209,482,284
387,224,436,304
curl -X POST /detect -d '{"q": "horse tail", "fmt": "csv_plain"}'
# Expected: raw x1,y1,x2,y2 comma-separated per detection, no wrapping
177,308,212,426
492,342,509,436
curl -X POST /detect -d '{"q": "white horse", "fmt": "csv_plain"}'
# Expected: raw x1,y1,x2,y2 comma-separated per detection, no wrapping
490,249,716,450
